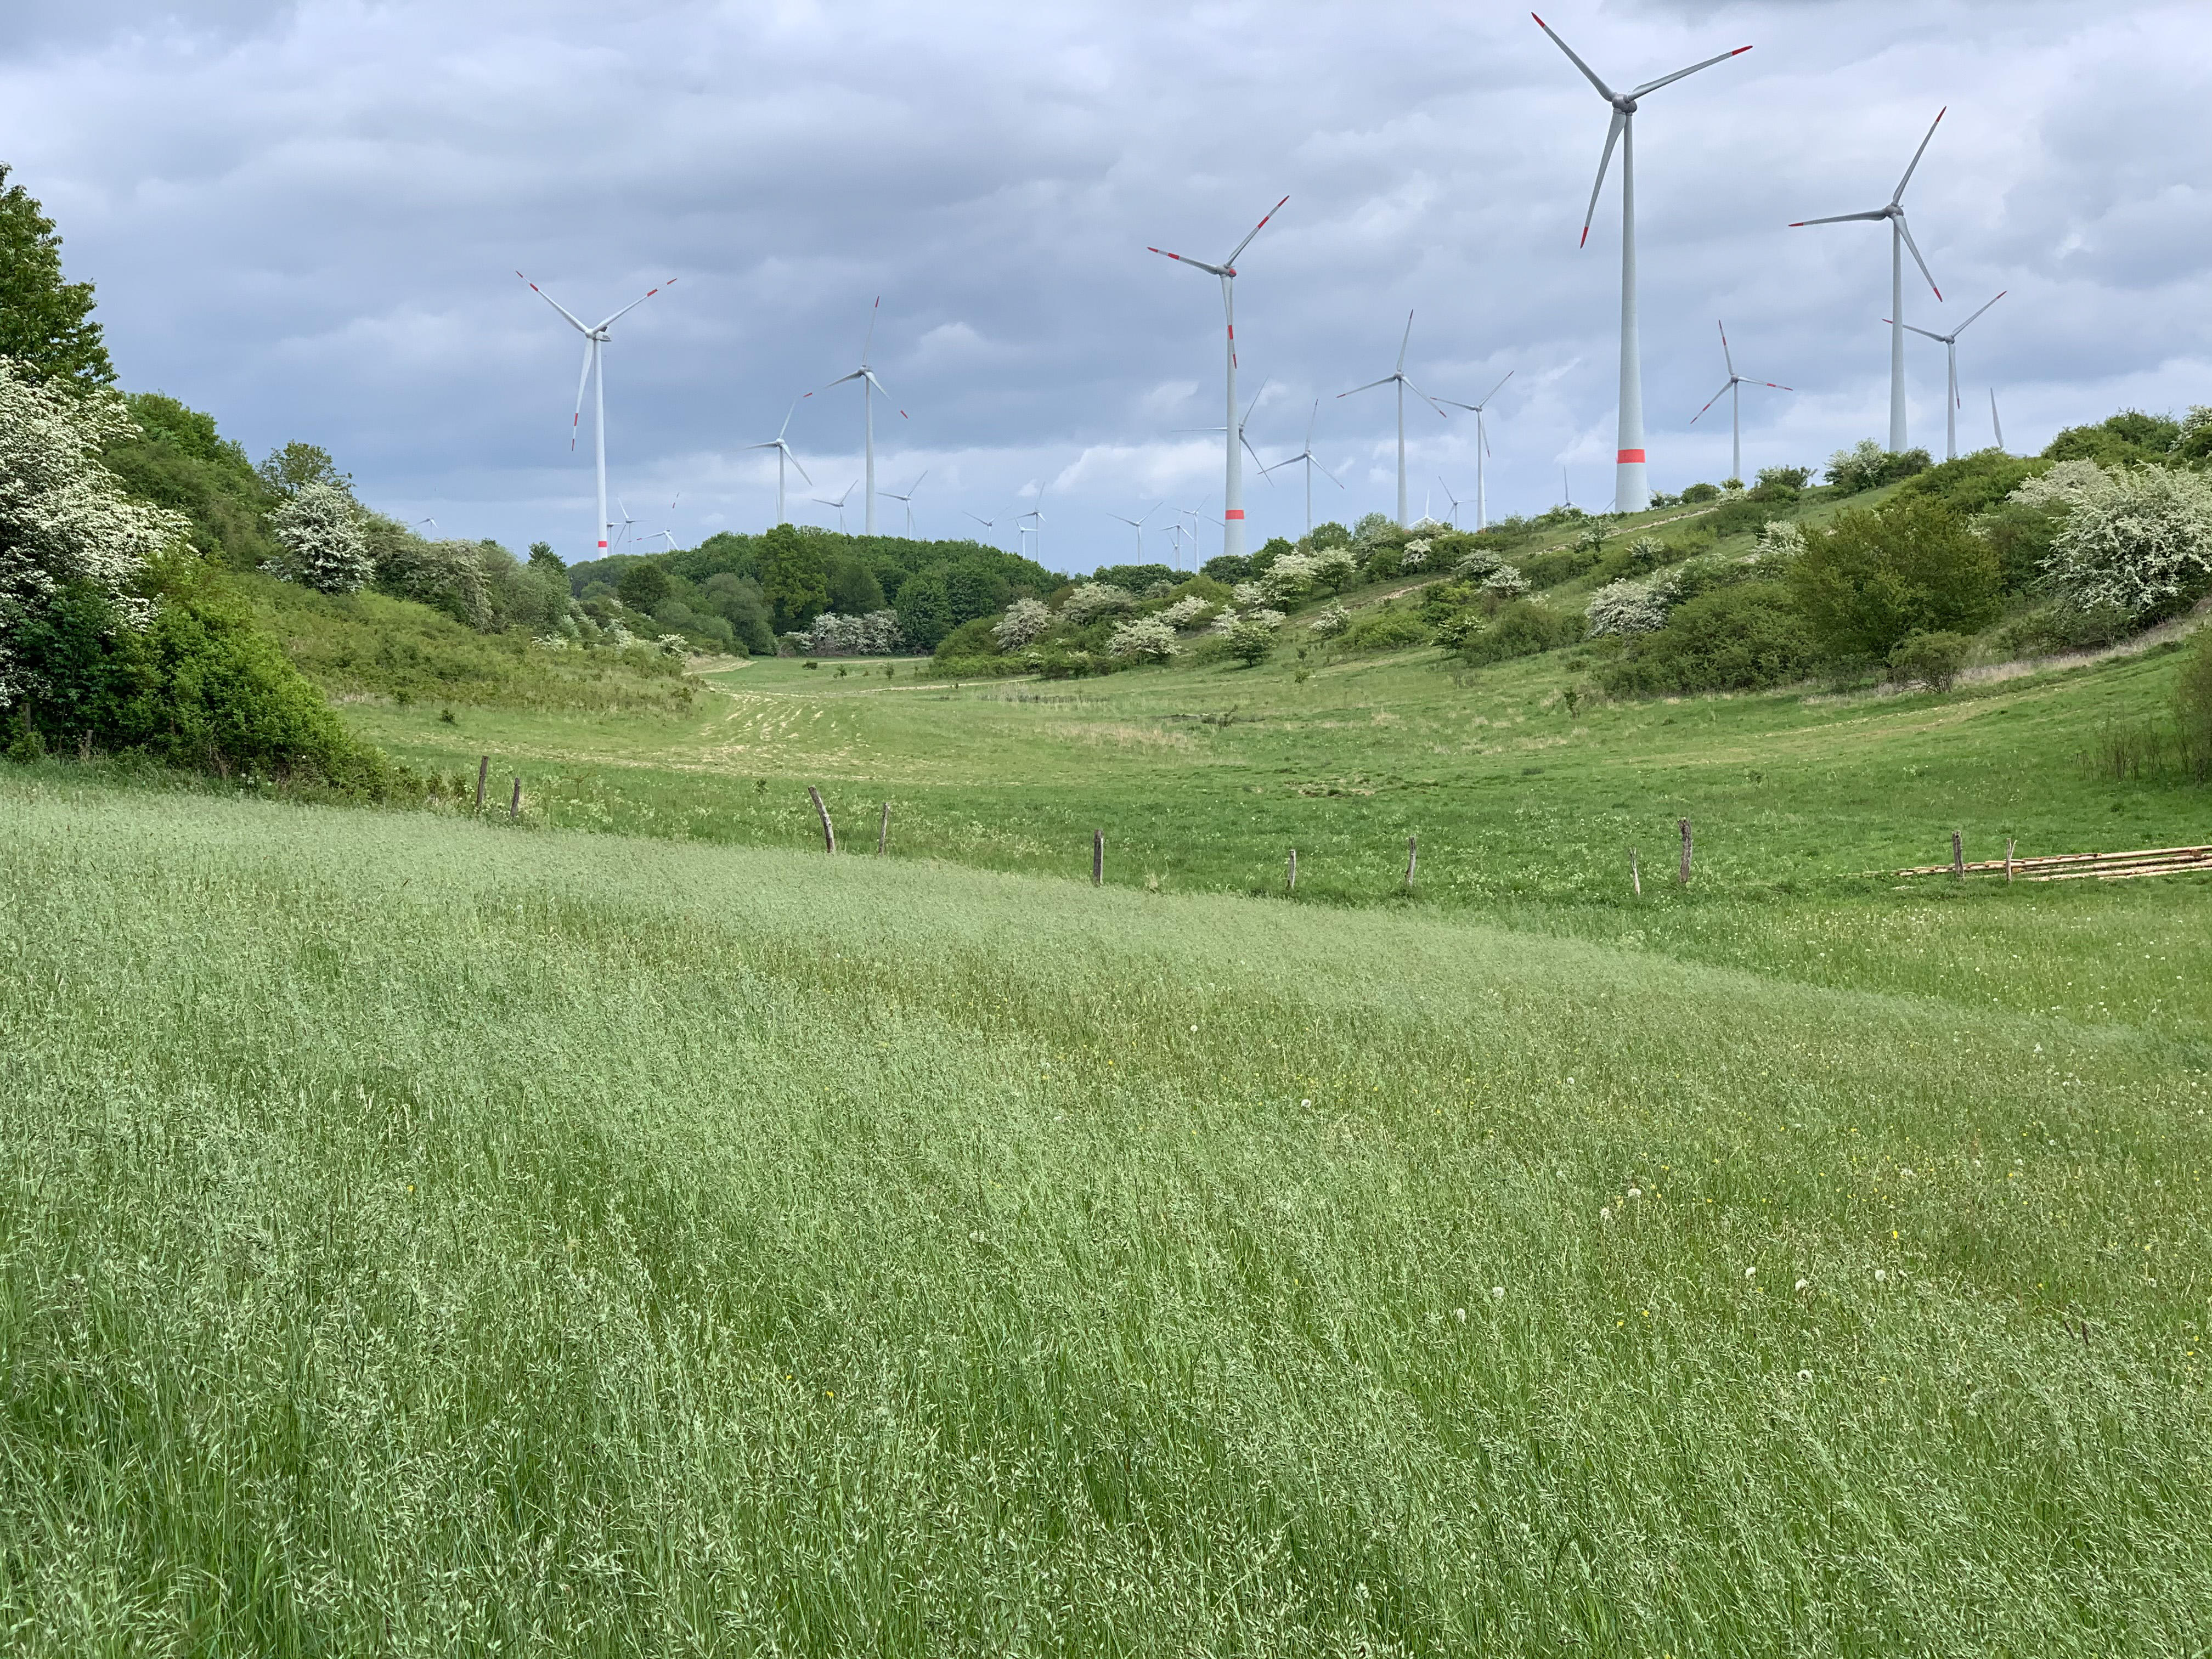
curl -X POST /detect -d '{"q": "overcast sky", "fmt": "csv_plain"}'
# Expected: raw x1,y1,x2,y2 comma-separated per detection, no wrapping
6,0,2208,572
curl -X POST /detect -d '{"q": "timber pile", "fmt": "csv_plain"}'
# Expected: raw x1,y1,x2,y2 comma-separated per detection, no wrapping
1895,843,2212,883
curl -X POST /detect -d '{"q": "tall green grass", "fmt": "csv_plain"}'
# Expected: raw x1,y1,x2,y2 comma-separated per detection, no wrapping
2,774,2205,1654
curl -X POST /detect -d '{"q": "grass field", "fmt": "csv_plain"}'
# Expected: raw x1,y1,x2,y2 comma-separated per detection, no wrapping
2,769,2209,1654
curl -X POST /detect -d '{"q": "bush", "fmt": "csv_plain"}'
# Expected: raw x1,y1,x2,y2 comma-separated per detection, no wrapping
2013,461,2212,620
618,560,670,613
1887,630,1971,691
1333,608,1431,654
269,482,371,593
1220,613,1282,665
1790,497,2000,664
2043,410,2183,467
1893,450,2047,517
1680,482,1720,504
1455,600,1582,667
1200,554,1250,583
1600,582,1815,696
1519,545,1601,589
1105,615,1178,661
1585,577,1674,637
1825,440,1933,495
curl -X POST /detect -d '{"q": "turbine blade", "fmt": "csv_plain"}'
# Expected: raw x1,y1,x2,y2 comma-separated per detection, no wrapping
1718,319,1735,377
788,450,813,487
1338,376,1396,398
1243,433,1269,474
777,399,797,439
1892,107,1946,205
518,272,591,334
597,279,676,331
1531,14,1618,101
1761,382,1793,392
1956,289,2007,332
1581,110,1627,247
1477,369,1514,408
1403,379,1450,417
1898,322,1945,341
1223,194,1290,268
1896,215,1942,300
1395,309,1414,373
570,338,593,451
1305,398,1319,447
1789,209,1890,227
862,296,879,363
1148,246,1228,276
1630,43,1753,100
1316,458,1344,487
1690,381,1732,423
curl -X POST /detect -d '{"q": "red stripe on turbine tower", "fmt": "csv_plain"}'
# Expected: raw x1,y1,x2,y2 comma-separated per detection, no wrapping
1617,448,1646,463
1224,509,1245,520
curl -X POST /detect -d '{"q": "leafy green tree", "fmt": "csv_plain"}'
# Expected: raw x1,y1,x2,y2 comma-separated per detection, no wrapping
103,392,280,569
2042,410,2182,467
1789,497,1999,663
256,441,351,500
826,551,884,614
527,541,565,579
617,560,670,614
757,524,827,633
0,163,113,391
893,567,952,650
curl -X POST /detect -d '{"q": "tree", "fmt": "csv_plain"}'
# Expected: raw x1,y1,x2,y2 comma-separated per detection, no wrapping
256,441,351,500
1789,497,1999,663
826,551,885,614
995,597,1052,650
2013,461,2212,619
617,560,670,614
757,523,827,633
270,482,371,594
0,164,114,391
2042,410,2182,467
527,541,565,578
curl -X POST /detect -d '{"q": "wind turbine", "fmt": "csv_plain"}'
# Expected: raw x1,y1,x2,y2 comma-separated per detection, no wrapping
1435,478,1466,529
1339,312,1447,528
883,471,929,536
518,272,676,558
814,481,858,534
1990,388,2005,454
1689,323,1791,485
613,498,639,550
1147,194,1289,564
1432,370,1513,532
1892,291,2005,461
961,509,998,548
413,517,439,536
1791,109,1947,453
808,297,906,537
745,401,811,525
1261,399,1344,535
1533,14,1751,515
1106,501,1164,558
1017,486,1047,566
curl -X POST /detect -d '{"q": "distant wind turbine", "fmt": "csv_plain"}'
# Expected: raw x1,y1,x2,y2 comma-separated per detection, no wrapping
1990,388,2005,453
1106,501,1164,558
1892,291,2006,461
1262,400,1345,535
1148,194,1289,563
883,471,929,536
1017,486,1047,566
1790,108,1947,453
517,271,676,558
1432,370,1513,532
961,509,998,548
1339,311,1447,528
1436,478,1466,529
814,480,858,534
1689,322,1791,484
413,517,439,534
807,298,907,537
745,401,811,526
1535,13,1750,516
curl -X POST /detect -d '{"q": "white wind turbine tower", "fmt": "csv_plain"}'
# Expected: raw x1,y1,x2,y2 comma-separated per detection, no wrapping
518,272,676,558
1533,14,1751,515
1432,370,1513,532
1106,501,1164,558
883,471,929,536
814,481,857,534
745,402,811,526
1790,109,1946,453
809,297,906,536
1148,195,1289,564
1261,400,1344,535
1339,312,1447,528
1894,291,2005,461
1689,323,1791,484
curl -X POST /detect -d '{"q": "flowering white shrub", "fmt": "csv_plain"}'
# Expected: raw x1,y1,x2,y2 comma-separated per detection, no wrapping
1408,517,1447,536
1106,614,1179,660
1261,551,1318,603
1309,603,1351,637
1231,580,1268,608
534,634,572,651
1059,582,1135,623
809,609,906,655
1585,577,1674,636
0,360,188,703
1352,511,1397,548
1311,544,1358,590
1401,538,1432,571
1156,594,1215,629
994,596,1052,650
1481,563,1530,597
1210,605,1285,634
656,633,690,656
269,481,371,593
2014,461,2212,616
1454,546,1503,580
1754,520,1807,561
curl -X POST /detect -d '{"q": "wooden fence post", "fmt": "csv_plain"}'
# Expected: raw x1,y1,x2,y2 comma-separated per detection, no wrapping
1952,830,1964,877
877,802,890,855
1092,830,1104,887
509,777,521,821
1678,819,1692,885
2006,837,2016,883
1405,836,1418,887
1630,848,1641,897
1287,848,1297,893
474,755,488,815
808,787,836,854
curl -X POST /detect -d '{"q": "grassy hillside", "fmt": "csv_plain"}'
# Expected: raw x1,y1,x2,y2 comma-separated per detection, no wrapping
2,772,2205,1653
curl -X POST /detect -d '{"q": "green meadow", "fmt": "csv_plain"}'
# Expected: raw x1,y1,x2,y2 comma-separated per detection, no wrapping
3,612,2210,1652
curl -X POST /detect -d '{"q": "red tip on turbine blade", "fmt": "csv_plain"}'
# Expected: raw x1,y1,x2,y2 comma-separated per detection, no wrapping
1531,12,1545,24
1788,222,1807,228
1730,45,1752,55
899,410,909,419
1579,227,1590,248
